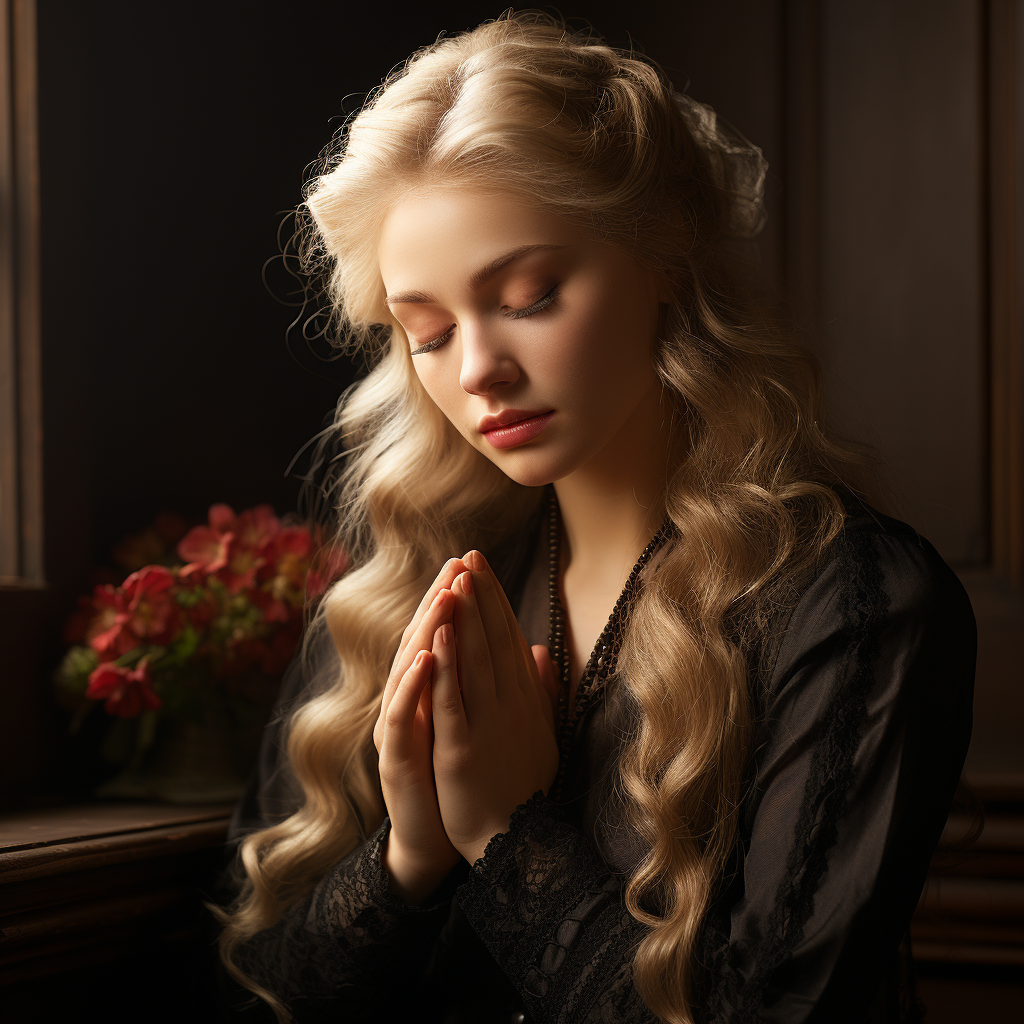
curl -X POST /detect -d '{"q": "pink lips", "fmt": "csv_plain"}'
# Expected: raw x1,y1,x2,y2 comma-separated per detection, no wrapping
480,410,555,449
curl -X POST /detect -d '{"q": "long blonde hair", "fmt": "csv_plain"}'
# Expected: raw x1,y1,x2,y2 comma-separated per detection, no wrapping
217,11,875,1022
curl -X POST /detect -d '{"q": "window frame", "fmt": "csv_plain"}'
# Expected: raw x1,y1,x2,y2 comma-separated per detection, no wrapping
0,0,44,591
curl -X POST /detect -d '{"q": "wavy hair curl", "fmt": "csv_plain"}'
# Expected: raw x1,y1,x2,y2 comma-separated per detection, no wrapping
217,11,875,1022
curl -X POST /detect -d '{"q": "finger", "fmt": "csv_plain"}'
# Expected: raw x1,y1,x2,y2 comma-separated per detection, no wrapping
396,558,469,659
393,561,468,671
415,668,434,739
380,588,448,732
380,650,433,766
518,626,540,693
430,621,467,747
463,554,518,702
532,644,560,733
465,550,529,692
381,588,453,723
451,570,496,725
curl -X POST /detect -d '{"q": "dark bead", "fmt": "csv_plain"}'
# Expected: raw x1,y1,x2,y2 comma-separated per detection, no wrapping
544,484,671,802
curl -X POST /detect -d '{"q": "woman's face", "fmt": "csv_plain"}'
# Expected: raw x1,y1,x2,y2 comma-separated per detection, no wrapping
377,186,668,489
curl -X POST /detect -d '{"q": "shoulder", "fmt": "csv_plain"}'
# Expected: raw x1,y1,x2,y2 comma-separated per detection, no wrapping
806,496,973,638
765,493,977,704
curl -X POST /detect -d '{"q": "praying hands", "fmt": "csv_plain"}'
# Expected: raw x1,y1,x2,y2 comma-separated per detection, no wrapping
373,551,560,904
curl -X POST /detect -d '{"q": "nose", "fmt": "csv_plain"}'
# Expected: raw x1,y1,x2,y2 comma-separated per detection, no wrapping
458,321,520,396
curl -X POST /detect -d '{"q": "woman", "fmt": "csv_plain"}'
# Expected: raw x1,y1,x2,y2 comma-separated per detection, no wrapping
217,11,976,1023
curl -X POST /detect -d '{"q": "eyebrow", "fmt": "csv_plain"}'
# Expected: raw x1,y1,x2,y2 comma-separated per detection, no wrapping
384,243,566,306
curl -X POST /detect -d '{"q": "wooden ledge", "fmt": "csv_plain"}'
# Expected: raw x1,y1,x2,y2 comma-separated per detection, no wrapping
0,800,235,851
0,801,234,883
0,800,235,985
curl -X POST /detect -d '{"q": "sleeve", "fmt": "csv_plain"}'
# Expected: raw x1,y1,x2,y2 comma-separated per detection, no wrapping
221,625,468,1022
453,522,977,1024
227,813,468,1022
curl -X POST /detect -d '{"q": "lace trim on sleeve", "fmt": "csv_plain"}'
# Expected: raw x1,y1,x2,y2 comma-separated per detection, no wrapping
457,791,658,1024
232,815,460,1013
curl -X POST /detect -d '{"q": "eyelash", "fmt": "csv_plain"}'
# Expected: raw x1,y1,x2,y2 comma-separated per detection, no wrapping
409,285,560,356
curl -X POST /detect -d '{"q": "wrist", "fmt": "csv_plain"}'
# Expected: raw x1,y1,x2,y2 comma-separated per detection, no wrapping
461,824,506,867
382,834,460,906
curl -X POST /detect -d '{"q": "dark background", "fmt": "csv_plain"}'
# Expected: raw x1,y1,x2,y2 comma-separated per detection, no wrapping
39,0,783,590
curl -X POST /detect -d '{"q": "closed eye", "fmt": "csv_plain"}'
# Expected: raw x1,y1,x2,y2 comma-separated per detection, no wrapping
502,284,560,320
410,323,455,356
409,285,560,356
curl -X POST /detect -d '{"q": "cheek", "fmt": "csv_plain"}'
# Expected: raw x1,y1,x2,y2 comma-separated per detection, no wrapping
413,362,471,430
412,364,449,413
555,292,654,397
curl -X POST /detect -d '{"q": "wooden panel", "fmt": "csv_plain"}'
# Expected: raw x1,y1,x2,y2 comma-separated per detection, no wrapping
990,0,1024,587
782,0,822,324
913,813,1024,965
961,0,1024,792
817,0,987,566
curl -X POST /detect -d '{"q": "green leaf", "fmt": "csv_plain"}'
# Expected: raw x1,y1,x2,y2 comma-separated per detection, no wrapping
53,646,99,694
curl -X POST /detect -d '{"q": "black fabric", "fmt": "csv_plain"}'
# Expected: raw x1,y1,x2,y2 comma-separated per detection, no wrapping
222,498,976,1024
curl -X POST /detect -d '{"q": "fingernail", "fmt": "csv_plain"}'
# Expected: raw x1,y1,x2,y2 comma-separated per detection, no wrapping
440,623,452,644
460,570,473,595
467,549,486,571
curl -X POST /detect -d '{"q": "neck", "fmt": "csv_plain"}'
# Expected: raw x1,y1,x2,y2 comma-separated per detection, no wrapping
552,379,674,587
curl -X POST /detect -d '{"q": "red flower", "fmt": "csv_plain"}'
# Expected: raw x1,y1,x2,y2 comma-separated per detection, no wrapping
86,659,161,718
130,565,177,635
234,505,281,551
89,565,180,656
88,585,135,657
177,503,283,595
217,533,268,595
257,525,312,585
207,502,237,533
177,526,231,575
177,561,209,586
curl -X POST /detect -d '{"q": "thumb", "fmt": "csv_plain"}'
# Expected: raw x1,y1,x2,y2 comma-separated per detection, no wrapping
531,644,560,732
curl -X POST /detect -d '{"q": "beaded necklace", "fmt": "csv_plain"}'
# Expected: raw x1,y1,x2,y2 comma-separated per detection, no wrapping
544,484,675,801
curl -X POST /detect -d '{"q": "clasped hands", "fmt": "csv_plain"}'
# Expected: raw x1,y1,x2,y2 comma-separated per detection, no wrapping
372,551,561,896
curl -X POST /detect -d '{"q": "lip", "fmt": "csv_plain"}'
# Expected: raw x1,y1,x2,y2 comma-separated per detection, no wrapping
477,408,554,434
481,410,555,450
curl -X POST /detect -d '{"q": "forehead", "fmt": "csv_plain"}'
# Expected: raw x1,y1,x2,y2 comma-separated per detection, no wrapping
377,186,579,286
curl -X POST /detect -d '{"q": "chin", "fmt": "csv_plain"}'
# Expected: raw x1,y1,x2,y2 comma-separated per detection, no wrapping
480,449,574,490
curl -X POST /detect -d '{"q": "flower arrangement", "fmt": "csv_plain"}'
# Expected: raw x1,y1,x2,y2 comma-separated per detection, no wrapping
54,503,348,792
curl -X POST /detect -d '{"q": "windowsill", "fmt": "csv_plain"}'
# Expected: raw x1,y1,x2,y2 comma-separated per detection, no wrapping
0,799,234,986
0,800,234,853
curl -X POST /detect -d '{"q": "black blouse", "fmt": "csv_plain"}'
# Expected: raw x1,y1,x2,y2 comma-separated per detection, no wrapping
224,498,976,1024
